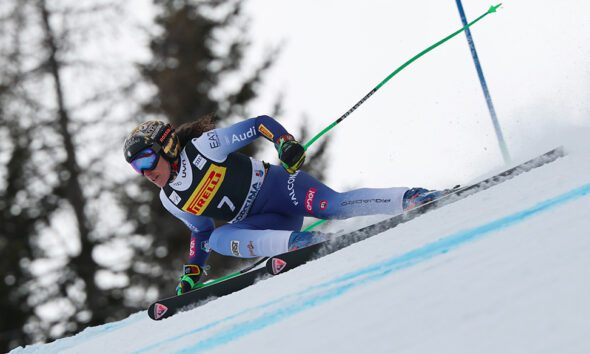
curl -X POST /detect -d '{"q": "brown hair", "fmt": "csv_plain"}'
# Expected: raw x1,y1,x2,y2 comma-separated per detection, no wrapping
175,113,216,147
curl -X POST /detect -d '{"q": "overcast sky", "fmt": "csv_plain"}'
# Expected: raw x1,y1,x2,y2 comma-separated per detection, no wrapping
116,0,590,191
243,0,590,191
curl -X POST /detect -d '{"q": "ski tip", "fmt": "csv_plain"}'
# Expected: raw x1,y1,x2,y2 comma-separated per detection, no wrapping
488,3,502,13
271,258,287,275
153,303,169,320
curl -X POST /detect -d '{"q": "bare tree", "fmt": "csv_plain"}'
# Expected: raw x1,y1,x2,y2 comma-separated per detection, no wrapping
0,0,148,350
0,1,332,351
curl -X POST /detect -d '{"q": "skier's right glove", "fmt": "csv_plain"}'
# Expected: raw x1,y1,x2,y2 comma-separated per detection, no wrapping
176,264,203,295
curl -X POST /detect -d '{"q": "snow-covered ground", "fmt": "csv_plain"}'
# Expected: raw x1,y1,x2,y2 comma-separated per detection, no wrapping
11,139,590,353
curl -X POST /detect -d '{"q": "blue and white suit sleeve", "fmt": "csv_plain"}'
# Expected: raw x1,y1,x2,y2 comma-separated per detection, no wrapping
194,115,292,162
159,190,214,267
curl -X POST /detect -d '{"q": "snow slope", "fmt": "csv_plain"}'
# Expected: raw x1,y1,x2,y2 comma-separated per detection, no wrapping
11,142,590,353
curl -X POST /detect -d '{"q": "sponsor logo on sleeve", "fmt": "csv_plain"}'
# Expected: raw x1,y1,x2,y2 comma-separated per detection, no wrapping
287,171,300,206
320,200,328,210
169,191,182,205
183,221,200,233
305,188,317,213
182,164,226,215
189,238,196,257
192,154,207,170
207,131,220,149
201,241,211,253
231,127,256,143
230,240,240,257
258,124,274,140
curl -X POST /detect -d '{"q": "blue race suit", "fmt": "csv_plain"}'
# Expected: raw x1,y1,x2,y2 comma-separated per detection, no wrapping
159,115,409,266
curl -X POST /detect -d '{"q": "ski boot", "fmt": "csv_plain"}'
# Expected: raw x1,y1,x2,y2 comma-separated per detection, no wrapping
176,264,205,295
288,231,331,251
402,188,445,211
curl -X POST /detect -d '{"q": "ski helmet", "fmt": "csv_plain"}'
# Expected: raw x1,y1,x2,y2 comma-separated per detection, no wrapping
124,120,180,163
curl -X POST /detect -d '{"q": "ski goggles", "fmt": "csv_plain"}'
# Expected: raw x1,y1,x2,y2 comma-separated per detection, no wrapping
129,148,160,175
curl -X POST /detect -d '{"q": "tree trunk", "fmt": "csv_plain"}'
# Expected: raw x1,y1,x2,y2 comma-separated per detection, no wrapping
38,0,103,326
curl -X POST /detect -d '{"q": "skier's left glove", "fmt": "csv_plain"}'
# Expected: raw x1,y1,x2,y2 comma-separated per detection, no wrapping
277,135,306,173
175,264,203,295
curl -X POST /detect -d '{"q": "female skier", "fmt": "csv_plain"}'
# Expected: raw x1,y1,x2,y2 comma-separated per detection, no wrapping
123,115,442,294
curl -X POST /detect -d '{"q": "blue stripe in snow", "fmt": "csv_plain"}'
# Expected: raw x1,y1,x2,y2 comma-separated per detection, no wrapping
135,183,590,354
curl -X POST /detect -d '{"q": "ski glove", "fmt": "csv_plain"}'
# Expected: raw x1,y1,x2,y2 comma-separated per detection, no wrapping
176,264,203,295
277,135,306,174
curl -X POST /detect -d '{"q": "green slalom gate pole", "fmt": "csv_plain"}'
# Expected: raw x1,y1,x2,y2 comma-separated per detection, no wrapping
192,5,503,291
300,4,501,232
193,256,269,289
303,4,502,151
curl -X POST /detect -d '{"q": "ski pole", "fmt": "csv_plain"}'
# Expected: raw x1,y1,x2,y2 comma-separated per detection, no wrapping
194,256,269,289
303,4,502,150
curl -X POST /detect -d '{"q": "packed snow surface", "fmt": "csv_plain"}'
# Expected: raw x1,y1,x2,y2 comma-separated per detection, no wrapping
11,143,590,353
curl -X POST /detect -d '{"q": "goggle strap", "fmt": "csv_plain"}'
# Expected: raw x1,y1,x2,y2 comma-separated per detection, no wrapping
151,143,162,154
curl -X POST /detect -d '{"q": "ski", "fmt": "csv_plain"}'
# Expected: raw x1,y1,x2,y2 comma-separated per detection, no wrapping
148,146,564,320
266,146,565,275
147,263,269,320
